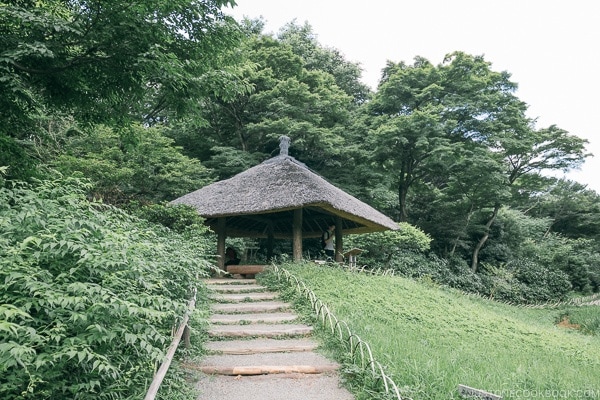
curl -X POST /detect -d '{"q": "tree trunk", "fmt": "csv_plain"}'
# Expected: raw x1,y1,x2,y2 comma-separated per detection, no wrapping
470,204,500,273
398,181,409,222
397,160,413,222
450,203,474,257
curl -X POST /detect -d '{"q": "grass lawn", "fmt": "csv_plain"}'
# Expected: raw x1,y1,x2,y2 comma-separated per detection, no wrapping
274,263,600,400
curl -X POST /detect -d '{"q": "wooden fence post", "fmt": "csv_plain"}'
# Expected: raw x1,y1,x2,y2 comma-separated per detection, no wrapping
144,288,197,400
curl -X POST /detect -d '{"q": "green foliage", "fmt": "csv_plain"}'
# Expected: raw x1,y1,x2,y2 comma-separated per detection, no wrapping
480,259,572,303
202,146,265,180
0,135,39,181
0,175,212,399
361,52,589,272
344,222,431,266
279,263,600,400
560,306,600,336
52,124,215,204
130,202,207,233
386,250,573,304
170,24,355,180
516,232,600,294
0,0,240,132
277,21,371,105
527,179,600,242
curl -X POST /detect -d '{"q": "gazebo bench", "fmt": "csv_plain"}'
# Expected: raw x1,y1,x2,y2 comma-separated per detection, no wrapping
225,264,266,276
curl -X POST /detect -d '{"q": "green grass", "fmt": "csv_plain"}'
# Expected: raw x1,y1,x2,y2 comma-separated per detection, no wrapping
273,263,600,400
559,306,600,336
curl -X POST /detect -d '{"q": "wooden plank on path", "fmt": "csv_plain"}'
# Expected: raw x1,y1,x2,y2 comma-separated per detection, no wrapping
199,364,339,375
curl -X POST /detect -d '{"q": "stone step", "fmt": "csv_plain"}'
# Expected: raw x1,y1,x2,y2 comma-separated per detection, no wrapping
193,374,355,400
208,323,313,338
210,312,298,325
210,292,278,302
197,352,339,376
204,338,319,355
211,301,290,314
207,284,266,293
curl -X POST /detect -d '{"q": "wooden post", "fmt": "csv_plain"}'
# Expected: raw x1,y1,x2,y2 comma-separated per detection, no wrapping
335,216,343,263
267,221,274,262
144,289,197,400
183,325,191,348
217,217,226,272
293,208,303,261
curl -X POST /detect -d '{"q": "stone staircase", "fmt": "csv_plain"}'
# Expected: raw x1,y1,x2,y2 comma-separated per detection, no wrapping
192,278,354,400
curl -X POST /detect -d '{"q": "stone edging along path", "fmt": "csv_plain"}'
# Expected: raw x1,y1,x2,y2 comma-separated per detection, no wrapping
188,278,355,400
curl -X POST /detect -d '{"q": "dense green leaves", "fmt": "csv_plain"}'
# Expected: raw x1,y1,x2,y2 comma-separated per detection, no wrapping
52,123,215,204
0,176,212,399
0,0,239,129
169,22,355,179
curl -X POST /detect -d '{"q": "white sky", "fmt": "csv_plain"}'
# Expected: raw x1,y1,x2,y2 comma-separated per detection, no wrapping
226,0,600,193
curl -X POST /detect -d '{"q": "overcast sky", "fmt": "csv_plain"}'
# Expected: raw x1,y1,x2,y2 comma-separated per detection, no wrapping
226,0,600,193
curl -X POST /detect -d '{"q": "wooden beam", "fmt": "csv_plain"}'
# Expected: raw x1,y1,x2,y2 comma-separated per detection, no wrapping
266,221,274,262
199,364,339,376
293,208,303,261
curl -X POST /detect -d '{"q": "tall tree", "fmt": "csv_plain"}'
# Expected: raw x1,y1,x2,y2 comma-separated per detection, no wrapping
171,22,354,179
52,124,214,204
1,0,240,181
1,0,239,127
362,52,589,271
277,21,371,105
366,57,452,221
467,124,589,271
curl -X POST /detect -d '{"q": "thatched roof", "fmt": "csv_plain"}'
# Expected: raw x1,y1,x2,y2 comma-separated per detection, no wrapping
170,153,398,239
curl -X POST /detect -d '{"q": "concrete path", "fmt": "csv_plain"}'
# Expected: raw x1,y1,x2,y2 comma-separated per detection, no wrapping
191,278,354,400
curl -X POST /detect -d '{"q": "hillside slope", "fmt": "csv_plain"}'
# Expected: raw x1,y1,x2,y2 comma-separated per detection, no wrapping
276,263,600,400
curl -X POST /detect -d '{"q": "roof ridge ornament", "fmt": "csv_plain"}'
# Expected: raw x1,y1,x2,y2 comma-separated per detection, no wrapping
279,135,291,156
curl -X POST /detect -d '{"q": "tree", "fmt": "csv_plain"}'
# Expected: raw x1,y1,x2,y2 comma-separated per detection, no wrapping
362,52,589,271
52,124,215,204
277,21,371,105
468,124,589,271
1,0,241,183
366,57,454,221
526,179,600,242
0,0,240,133
171,23,354,179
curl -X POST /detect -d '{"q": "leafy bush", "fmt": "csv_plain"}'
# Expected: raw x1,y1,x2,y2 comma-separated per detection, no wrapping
512,230,599,294
130,201,207,234
0,135,39,181
387,253,571,304
0,176,212,399
53,124,215,204
344,222,431,266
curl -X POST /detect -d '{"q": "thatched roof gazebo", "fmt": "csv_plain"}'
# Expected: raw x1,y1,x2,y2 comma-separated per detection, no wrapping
170,136,397,267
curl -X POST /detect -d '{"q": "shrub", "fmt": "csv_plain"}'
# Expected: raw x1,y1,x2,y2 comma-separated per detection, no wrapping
344,222,431,266
0,176,211,399
130,201,207,234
